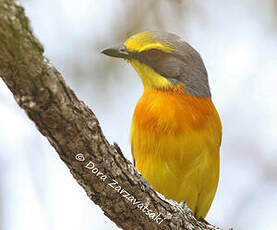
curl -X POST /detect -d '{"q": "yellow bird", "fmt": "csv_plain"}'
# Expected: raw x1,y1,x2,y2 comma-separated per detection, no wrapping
102,31,222,219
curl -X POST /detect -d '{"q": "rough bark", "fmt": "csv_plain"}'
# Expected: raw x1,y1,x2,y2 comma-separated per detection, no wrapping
0,1,222,229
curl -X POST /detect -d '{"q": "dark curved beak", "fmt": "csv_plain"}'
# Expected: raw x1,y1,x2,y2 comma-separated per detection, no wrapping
101,45,130,59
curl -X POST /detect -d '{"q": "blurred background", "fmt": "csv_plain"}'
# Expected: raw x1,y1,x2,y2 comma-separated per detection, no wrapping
0,0,277,229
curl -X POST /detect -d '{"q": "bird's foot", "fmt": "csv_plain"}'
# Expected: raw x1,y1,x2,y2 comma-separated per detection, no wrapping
198,217,211,225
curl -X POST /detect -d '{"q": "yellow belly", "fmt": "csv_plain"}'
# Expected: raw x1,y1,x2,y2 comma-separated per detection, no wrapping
131,87,222,218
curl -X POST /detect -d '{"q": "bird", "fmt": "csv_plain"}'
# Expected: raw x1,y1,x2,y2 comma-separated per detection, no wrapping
102,31,222,219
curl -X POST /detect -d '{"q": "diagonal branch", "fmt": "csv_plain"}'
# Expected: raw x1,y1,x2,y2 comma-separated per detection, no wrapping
0,1,222,229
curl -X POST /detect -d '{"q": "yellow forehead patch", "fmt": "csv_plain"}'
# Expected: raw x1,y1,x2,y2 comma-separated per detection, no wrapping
124,31,174,53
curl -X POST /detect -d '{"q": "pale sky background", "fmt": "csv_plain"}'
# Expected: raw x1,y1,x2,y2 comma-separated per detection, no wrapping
0,0,277,230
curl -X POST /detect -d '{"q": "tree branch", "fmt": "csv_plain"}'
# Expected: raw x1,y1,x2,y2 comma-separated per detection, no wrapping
0,1,222,229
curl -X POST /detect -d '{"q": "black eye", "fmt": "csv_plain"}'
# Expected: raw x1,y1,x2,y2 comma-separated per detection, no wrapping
145,49,162,61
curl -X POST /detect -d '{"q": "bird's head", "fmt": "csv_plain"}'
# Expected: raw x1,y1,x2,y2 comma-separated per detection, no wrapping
102,31,211,97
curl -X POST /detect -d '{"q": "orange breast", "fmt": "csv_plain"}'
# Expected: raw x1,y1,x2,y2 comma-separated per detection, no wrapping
132,86,221,136
130,86,222,218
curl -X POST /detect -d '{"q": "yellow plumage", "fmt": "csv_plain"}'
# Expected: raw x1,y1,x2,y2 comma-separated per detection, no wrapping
130,86,221,218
